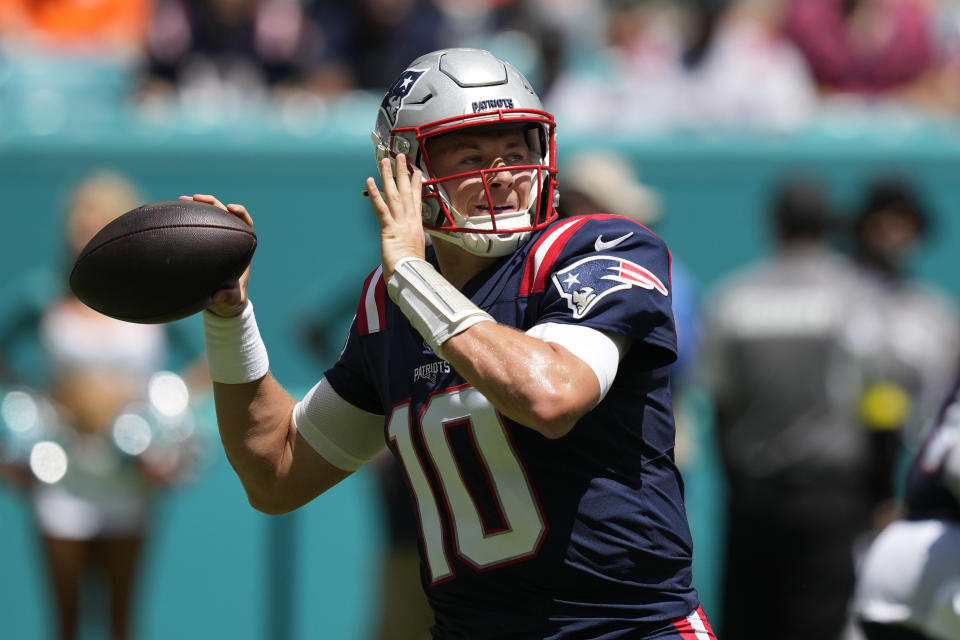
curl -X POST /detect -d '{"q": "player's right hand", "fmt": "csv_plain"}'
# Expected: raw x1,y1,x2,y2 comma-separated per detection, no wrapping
179,194,253,318
366,153,426,283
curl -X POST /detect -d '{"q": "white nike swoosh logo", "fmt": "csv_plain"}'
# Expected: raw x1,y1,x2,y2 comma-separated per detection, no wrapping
594,232,634,252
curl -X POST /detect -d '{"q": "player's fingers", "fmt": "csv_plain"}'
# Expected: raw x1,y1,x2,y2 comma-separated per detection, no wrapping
394,162,409,205
388,154,420,221
393,155,419,218
379,157,403,215
394,153,409,178
207,282,246,317
366,177,390,225
190,194,228,211
233,263,252,292
226,203,253,228
377,156,394,190
394,153,410,194
211,284,240,305
411,169,423,213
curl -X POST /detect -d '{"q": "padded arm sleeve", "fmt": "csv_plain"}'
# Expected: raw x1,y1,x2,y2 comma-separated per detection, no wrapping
526,322,631,403
293,378,385,471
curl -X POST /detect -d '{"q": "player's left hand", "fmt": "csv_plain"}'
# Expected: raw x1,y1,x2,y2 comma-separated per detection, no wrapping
366,153,426,282
178,194,253,318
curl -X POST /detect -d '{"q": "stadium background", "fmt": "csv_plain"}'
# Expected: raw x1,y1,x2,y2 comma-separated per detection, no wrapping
3,53,960,639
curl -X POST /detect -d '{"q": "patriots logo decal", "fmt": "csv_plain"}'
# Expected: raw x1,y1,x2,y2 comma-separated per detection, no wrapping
381,69,424,125
552,255,668,319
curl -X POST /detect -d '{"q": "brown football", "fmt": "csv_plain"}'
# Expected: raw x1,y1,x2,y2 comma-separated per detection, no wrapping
69,199,257,323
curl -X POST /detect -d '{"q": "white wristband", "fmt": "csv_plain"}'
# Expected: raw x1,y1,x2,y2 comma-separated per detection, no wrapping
203,301,270,384
387,257,494,359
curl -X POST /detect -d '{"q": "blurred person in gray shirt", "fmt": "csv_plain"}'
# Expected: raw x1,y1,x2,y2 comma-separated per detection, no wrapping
848,178,960,453
702,176,881,640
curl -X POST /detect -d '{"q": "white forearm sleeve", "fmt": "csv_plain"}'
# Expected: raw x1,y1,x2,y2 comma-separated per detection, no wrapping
526,322,631,402
292,378,385,471
203,301,270,384
386,257,494,359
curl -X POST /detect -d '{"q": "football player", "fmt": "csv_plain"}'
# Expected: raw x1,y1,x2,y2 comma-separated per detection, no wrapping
190,48,715,639
852,375,960,640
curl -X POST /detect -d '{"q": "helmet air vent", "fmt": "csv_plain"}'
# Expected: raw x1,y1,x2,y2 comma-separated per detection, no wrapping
406,93,433,106
438,50,507,88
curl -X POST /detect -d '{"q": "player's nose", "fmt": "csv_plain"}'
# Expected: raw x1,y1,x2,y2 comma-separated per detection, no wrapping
484,160,514,187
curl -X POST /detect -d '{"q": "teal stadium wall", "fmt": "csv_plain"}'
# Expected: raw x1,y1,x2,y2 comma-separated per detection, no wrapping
3,83,960,639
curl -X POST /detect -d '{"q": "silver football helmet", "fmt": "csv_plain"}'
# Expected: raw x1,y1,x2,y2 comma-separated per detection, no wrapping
372,48,559,257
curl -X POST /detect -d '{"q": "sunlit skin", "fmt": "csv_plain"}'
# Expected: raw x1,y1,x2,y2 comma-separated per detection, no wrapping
425,127,535,222
363,126,538,289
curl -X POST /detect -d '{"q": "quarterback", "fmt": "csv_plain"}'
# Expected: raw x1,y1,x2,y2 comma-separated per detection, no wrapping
191,48,715,639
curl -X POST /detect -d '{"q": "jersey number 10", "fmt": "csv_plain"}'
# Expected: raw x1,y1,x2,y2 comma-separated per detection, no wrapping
387,385,547,582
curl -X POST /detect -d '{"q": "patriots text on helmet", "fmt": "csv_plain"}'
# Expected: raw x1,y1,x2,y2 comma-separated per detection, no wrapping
471,98,515,113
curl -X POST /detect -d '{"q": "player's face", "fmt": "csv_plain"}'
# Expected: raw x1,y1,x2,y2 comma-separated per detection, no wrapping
426,127,536,219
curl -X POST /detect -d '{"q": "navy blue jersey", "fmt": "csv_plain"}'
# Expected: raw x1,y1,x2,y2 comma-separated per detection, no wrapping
325,215,700,638
906,374,960,523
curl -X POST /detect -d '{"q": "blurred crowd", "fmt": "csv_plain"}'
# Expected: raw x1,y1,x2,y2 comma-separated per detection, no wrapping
2,0,960,131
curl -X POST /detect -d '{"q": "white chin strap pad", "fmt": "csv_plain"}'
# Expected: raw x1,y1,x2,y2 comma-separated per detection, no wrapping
387,257,495,359
426,228,530,258
425,177,536,257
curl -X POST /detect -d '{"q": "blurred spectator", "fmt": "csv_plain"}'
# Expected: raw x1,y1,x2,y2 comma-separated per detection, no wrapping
782,0,960,113
701,177,883,640
839,179,960,581
783,0,931,94
848,178,960,453
138,0,331,110
300,0,571,123
0,0,149,59
545,0,817,133
557,149,661,221
833,178,960,640
0,171,207,640
457,0,575,98
921,0,960,113
306,0,448,94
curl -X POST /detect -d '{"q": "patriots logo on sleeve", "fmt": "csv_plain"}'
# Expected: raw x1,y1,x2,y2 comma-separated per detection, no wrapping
552,255,668,319
381,70,425,125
